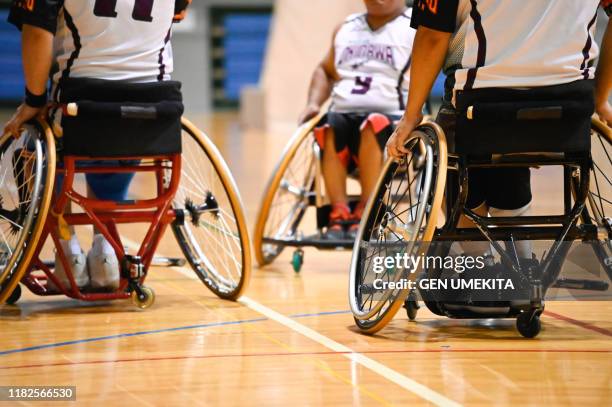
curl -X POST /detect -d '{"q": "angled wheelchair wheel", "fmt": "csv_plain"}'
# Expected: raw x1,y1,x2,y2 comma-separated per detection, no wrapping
171,118,251,300
587,118,612,279
349,123,447,334
253,114,322,266
0,120,55,304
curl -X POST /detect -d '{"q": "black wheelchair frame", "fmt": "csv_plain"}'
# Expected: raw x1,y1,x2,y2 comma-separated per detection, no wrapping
349,116,612,338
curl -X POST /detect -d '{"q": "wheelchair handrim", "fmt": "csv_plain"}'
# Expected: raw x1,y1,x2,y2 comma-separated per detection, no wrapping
349,133,435,320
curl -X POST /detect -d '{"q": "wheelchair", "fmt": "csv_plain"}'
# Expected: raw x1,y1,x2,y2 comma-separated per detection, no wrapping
349,84,612,338
0,79,251,308
254,111,391,272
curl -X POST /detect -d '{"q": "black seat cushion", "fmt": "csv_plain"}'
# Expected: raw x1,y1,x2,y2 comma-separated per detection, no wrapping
58,78,184,157
454,80,594,155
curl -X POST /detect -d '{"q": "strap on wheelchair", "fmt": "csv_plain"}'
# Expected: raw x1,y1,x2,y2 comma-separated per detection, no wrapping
63,100,184,120
465,100,593,122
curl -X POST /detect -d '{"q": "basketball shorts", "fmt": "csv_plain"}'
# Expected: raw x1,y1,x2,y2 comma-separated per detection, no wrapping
55,160,138,202
436,104,532,210
314,112,399,168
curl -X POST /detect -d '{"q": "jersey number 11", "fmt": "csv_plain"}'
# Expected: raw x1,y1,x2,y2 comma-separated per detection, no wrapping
94,0,154,22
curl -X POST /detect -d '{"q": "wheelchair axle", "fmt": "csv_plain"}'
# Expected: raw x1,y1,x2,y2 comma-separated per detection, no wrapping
178,193,220,226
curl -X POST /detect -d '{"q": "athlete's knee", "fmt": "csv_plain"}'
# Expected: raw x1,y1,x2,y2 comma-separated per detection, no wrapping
361,113,391,136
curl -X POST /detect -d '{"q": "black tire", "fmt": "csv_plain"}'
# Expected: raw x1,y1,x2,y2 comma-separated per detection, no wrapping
516,312,542,338
404,290,419,321
5,284,22,305
349,123,448,334
171,119,251,300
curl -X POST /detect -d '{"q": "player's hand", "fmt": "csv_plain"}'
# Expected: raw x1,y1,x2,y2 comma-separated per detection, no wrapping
2,103,43,139
596,100,612,127
298,103,321,125
386,114,423,160
174,0,192,22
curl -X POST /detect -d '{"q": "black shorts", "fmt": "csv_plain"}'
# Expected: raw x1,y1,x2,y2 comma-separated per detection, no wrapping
436,104,532,210
315,112,399,166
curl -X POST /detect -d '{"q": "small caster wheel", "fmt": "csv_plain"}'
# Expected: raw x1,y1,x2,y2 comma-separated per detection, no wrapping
6,284,22,305
291,249,304,273
403,291,420,321
132,286,155,309
516,312,541,338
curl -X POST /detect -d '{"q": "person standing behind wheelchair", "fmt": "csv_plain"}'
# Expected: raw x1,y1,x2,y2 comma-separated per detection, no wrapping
386,0,612,261
299,0,416,240
2,0,192,291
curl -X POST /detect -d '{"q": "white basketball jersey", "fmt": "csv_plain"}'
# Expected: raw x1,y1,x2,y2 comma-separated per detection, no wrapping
446,0,602,93
331,10,416,116
53,0,176,88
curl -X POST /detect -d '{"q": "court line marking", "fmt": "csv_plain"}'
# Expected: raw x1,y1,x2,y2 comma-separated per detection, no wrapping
3,348,611,371
544,310,612,337
0,317,267,356
159,264,460,404
239,296,462,407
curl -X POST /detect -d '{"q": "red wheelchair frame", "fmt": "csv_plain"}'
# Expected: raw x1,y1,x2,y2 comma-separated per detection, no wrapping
25,151,181,304
0,110,252,308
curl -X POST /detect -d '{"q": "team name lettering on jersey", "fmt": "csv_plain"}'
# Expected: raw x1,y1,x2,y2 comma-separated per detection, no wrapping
338,43,395,68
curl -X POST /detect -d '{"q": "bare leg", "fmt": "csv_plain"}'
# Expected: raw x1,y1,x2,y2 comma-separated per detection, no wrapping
358,123,383,203
322,127,348,205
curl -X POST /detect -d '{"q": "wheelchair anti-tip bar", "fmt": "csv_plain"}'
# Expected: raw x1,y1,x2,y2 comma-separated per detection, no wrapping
64,100,184,120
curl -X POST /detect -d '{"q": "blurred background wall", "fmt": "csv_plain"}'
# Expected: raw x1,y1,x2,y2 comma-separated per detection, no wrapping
0,0,608,130
260,0,365,131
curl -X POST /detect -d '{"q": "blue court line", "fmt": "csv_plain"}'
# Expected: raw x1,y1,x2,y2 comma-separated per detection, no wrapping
290,310,352,318
0,309,353,357
0,317,268,357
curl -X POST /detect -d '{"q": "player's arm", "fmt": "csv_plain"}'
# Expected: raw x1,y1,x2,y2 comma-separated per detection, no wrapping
3,0,60,138
387,0,457,158
595,3,612,126
298,25,341,124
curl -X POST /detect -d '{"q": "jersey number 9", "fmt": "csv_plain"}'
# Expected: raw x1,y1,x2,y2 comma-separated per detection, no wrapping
94,0,154,22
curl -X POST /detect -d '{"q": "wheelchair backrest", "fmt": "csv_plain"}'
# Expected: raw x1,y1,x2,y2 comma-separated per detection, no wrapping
58,78,184,158
453,79,594,155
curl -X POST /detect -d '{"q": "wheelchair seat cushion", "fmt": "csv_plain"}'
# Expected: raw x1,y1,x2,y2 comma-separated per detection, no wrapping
58,78,184,158
454,79,594,155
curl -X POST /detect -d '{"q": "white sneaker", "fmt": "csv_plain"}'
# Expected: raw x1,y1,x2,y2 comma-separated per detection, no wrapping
48,238,89,291
87,234,120,291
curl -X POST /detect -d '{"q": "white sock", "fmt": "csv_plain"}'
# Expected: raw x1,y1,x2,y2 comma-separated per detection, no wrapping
60,234,82,255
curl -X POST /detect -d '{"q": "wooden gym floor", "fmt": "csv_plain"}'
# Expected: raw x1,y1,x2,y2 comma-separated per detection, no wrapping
0,113,611,406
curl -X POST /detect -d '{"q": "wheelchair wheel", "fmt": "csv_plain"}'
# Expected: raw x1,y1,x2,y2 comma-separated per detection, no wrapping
0,121,55,304
171,118,251,300
587,118,612,278
253,114,321,266
349,123,447,334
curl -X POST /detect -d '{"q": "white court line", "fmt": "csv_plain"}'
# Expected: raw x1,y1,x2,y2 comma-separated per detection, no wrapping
238,296,462,407
123,238,461,406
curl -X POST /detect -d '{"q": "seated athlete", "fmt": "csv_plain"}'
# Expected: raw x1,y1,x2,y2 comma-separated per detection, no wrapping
386,0,612,262
299,0,416,240
2,0,192,290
